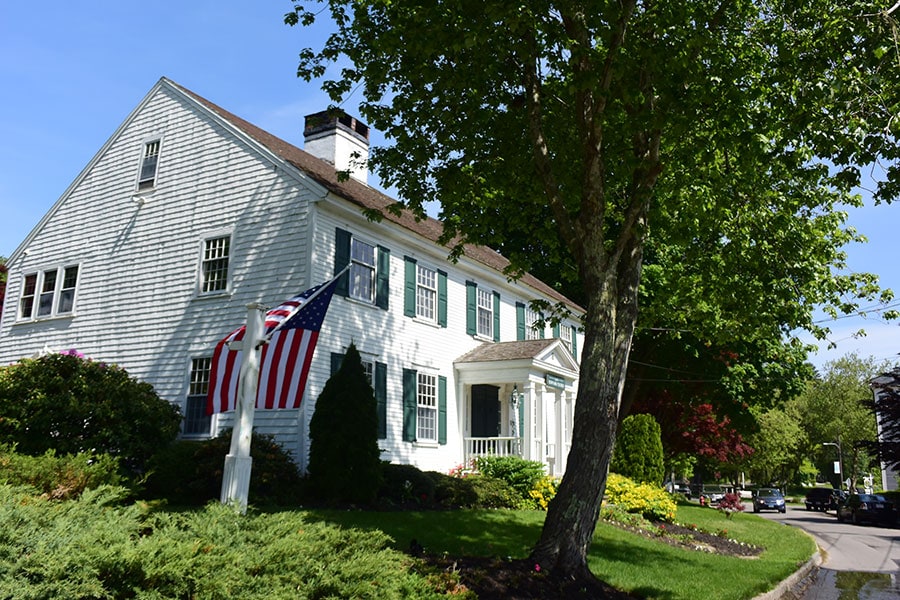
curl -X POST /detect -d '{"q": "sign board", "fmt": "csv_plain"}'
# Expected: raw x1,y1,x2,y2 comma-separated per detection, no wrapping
545,373,566,390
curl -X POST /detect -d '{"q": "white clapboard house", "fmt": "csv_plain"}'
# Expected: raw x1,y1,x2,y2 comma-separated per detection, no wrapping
0,78,582,476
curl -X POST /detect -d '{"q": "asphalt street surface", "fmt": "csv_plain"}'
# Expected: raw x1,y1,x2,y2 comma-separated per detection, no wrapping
751,502,899,599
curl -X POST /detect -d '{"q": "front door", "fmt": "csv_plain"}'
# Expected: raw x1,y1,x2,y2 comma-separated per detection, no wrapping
471,384,500,437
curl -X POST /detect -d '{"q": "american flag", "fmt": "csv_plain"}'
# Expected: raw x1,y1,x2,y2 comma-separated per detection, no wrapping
206,276,340,414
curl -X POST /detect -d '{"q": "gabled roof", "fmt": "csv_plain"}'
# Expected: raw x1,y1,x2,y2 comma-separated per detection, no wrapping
166,78,583,314
455,339,559,363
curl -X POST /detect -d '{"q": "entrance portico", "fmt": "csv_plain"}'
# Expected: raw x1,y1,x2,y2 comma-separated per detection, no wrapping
454,339,579,476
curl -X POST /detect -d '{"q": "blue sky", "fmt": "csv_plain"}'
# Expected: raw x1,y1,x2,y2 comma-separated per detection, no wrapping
0,2,897,370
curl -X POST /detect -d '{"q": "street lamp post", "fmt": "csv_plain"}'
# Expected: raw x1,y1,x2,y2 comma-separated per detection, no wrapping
822,441,844,491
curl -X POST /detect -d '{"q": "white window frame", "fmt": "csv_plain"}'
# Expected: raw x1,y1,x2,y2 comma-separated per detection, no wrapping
415,263,437,322
416,372,438,442
137,139,161,191
200,234,231,294
559,323,573,352
476,288,493,338
18,265,79,320
183,357,212,437
525,306,542,340
349,237,376,303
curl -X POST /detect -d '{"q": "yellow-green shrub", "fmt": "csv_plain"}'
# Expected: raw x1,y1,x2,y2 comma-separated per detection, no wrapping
604,472,676,522
528,475,559,510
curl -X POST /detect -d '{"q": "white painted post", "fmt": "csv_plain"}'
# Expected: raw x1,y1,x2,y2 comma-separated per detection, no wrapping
220,303,265,513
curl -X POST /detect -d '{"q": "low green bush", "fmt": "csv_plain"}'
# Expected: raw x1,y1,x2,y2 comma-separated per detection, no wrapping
0,485,449,599
0,445,122,500
142,430,303,506
465,474,527,509
604,472,677,522
474,455,545,500
379,463,437,507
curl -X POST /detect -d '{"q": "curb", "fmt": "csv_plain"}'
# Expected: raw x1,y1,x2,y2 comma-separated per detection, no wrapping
752,551,822,600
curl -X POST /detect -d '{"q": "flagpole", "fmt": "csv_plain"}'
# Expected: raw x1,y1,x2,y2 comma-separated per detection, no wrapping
264,264,350,342
220,302,265,513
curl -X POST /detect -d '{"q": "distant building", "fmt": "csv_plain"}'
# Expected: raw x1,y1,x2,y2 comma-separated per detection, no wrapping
870,368,900,491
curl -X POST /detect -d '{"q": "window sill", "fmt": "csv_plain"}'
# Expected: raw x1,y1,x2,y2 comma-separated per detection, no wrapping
192,290,232,301
13,313,76,325
414,440,440,449
412,316,441,328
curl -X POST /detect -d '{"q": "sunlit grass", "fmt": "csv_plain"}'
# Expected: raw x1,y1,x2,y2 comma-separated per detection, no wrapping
308,503,815,600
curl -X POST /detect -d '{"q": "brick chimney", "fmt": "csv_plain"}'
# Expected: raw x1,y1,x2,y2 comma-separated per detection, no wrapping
303,111,370,184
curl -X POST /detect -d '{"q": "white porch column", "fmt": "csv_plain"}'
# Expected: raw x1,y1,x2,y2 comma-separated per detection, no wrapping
522,381,535,461
533,381,545,464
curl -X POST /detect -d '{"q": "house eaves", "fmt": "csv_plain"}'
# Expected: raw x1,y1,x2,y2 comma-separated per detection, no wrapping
169,79,584,315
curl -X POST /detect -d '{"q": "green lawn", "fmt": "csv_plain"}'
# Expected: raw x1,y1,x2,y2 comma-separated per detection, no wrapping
308,504,816,600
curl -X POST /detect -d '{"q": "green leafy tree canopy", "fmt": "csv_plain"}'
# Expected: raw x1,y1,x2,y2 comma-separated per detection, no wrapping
289,0,900,578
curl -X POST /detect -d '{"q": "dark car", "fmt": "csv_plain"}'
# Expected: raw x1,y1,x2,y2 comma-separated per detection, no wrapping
805,487,837,511
837,494,896,526
753,488,786,513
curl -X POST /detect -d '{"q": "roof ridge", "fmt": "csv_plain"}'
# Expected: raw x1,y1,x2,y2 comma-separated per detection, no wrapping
165,79,583,313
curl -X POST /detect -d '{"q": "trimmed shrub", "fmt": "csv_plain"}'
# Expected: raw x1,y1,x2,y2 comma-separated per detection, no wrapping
465,474,527,509
528,475,560,510
0,445,122,499
308,344,382,504
474,455,545,500
143,430,303,506
0,485,449,599
0,352,181,475
611,413,665,485
378,463,437,507
604,472,677,522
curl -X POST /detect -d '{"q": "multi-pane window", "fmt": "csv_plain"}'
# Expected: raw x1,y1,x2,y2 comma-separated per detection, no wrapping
560,324,573,352
525,307,542,340
138,140,160,190
415,264,437,321
417,373,438,442
477,288,493,338
19,266,79,320
350,238,376,303
201,236,230,293
184,357,212,436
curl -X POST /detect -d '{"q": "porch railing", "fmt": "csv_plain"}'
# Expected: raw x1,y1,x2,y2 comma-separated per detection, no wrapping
464,436,522,460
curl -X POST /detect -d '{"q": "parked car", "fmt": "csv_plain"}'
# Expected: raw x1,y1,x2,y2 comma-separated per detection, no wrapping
805,487,837,511
836,494,896,526
665,481,692,499
752,488,786,513
700,485,729,505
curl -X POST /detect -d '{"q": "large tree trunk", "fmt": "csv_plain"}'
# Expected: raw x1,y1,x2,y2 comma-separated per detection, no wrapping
531,253,642,577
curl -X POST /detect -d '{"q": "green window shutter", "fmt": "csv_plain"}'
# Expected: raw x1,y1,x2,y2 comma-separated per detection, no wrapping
437,270,448,328
376,245,390,309
330,352,344,375
539,314,546,339
492,291,501,342
438,375,447,445
403,256,417,317
375,362,387,439
465,281,477,335
516,302,526,341
571,325,578,359
402,368,417,442
552,323,560,339
334,228,351,297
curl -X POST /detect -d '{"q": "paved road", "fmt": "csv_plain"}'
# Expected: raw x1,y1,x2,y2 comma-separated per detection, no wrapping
751,503,900,599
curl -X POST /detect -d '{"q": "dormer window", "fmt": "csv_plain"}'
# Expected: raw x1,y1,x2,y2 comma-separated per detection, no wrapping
137,140,160,190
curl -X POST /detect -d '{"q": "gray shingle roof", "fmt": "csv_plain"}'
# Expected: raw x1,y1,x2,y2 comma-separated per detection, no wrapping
168,78,583,313
455,339,559,363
